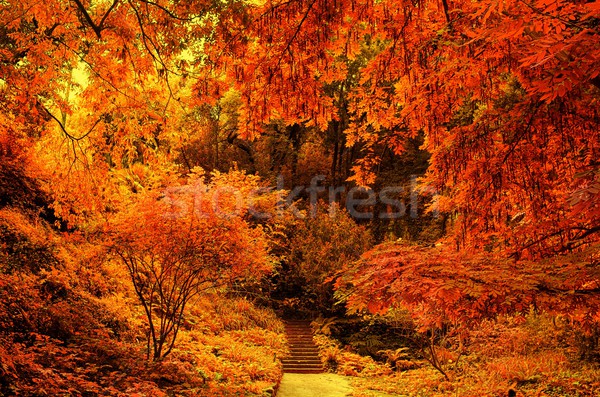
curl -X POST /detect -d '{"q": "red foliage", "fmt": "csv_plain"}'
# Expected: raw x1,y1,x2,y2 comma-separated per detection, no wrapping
338,242,600,330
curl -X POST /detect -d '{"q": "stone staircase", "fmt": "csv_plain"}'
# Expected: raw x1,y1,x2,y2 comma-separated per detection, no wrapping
282,320,323,374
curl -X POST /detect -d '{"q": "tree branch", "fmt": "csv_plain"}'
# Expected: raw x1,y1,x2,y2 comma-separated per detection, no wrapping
517,0,585,30
98,0,120,31
72,0,120,38
511,226,600,258
591,76,600,91
276,0,317,69
72,0,102,38
138,0,197,21
39,101,102,141
441,0,450,24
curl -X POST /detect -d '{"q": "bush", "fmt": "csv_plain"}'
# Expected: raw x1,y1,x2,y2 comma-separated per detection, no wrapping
270,205,372,316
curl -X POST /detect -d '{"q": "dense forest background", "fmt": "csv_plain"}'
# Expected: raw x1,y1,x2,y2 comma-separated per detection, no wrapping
1,0,600,396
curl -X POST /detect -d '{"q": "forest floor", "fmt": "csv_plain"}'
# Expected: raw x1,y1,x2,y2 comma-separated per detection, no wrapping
277,373,352,397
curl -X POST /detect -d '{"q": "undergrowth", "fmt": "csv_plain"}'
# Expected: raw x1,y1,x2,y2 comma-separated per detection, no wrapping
0,208,286,396
313,314,600,397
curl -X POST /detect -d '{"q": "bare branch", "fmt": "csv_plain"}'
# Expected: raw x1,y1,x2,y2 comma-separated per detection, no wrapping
98,0,121,30
71,0,120,38
38,100,102,141
276,0,317,69
138,0,197,21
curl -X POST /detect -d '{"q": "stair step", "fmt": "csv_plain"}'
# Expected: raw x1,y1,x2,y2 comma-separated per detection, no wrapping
283,320,322,374
281,358,322,367
283,359,321,363
283,367,323,370
283,368,323,372
285,321,313,324
286,352,320,357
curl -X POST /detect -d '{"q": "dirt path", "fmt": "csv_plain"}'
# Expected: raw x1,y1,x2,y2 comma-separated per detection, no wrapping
276,373,352,397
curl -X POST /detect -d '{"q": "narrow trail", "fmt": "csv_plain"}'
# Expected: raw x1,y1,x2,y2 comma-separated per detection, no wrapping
277,320,353,397
277,373,352,397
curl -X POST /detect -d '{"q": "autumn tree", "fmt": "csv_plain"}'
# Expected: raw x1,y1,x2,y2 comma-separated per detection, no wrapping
270,204,372,315
0,0,240,225
4,0,598,254
3,0,599,354
220,0,600,256
107,170,274,361
337,241,600,378
209,1,600,339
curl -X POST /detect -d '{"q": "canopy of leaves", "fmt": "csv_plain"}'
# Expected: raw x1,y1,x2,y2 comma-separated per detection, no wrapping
338,242,600,331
